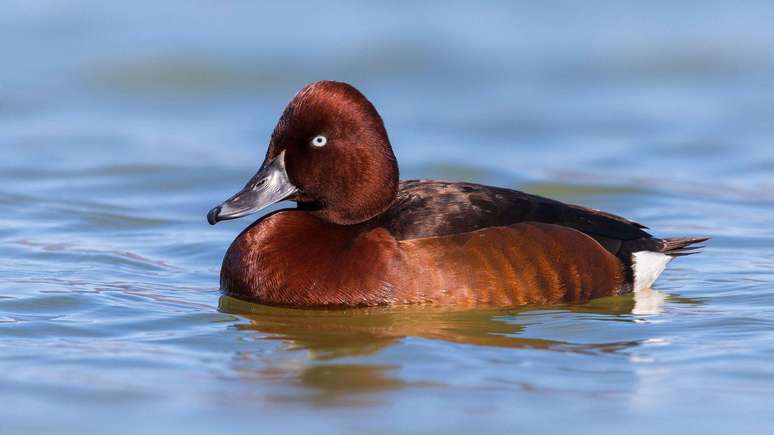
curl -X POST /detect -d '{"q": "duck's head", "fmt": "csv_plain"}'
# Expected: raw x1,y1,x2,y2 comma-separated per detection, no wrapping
207,81,399,226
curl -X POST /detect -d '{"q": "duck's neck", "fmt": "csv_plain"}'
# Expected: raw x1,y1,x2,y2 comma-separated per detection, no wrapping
219,210,403,306
298,163,399,226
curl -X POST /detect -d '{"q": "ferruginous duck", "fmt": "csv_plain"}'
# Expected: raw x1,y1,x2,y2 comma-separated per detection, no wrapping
207,80,706,308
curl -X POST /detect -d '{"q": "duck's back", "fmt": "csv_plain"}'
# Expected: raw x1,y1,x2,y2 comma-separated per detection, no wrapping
381,180,647,242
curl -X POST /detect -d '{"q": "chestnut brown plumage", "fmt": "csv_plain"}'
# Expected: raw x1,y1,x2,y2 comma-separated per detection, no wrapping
209,80,707,308
221,212,625,307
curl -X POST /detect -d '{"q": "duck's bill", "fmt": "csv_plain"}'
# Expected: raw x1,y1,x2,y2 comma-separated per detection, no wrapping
207,150,298,225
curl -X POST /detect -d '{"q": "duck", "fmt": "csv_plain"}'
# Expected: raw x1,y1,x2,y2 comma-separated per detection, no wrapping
207,80,707,308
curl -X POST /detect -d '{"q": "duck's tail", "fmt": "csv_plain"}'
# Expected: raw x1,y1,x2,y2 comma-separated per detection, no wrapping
659,236,710,257
631,236,709,292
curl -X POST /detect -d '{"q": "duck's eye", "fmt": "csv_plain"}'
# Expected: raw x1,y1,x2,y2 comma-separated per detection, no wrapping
311,135,327,148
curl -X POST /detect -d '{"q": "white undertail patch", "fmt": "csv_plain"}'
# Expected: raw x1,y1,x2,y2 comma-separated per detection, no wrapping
632,251,672,293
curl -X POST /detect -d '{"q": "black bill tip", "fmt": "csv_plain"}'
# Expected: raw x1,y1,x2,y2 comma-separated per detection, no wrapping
207,206,221,225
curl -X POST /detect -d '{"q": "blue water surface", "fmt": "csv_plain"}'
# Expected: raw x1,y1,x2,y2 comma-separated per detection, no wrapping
2,2,774,434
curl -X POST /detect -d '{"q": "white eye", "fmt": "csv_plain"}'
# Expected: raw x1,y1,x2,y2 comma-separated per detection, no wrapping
311,135,327,147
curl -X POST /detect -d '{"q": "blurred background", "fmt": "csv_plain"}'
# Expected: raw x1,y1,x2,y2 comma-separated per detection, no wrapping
2,1,774,434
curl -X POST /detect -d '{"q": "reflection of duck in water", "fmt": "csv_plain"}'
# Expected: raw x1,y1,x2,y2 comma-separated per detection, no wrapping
221,293,690,359
208,81,707,308
222,293,702,403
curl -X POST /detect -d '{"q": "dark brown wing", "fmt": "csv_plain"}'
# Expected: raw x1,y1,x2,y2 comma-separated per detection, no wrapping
375,180,653,254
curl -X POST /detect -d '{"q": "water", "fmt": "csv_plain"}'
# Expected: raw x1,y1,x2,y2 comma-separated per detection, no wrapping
2,1,774,433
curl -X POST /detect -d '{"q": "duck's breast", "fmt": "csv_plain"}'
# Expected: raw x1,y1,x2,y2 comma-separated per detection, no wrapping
220,211,406,306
